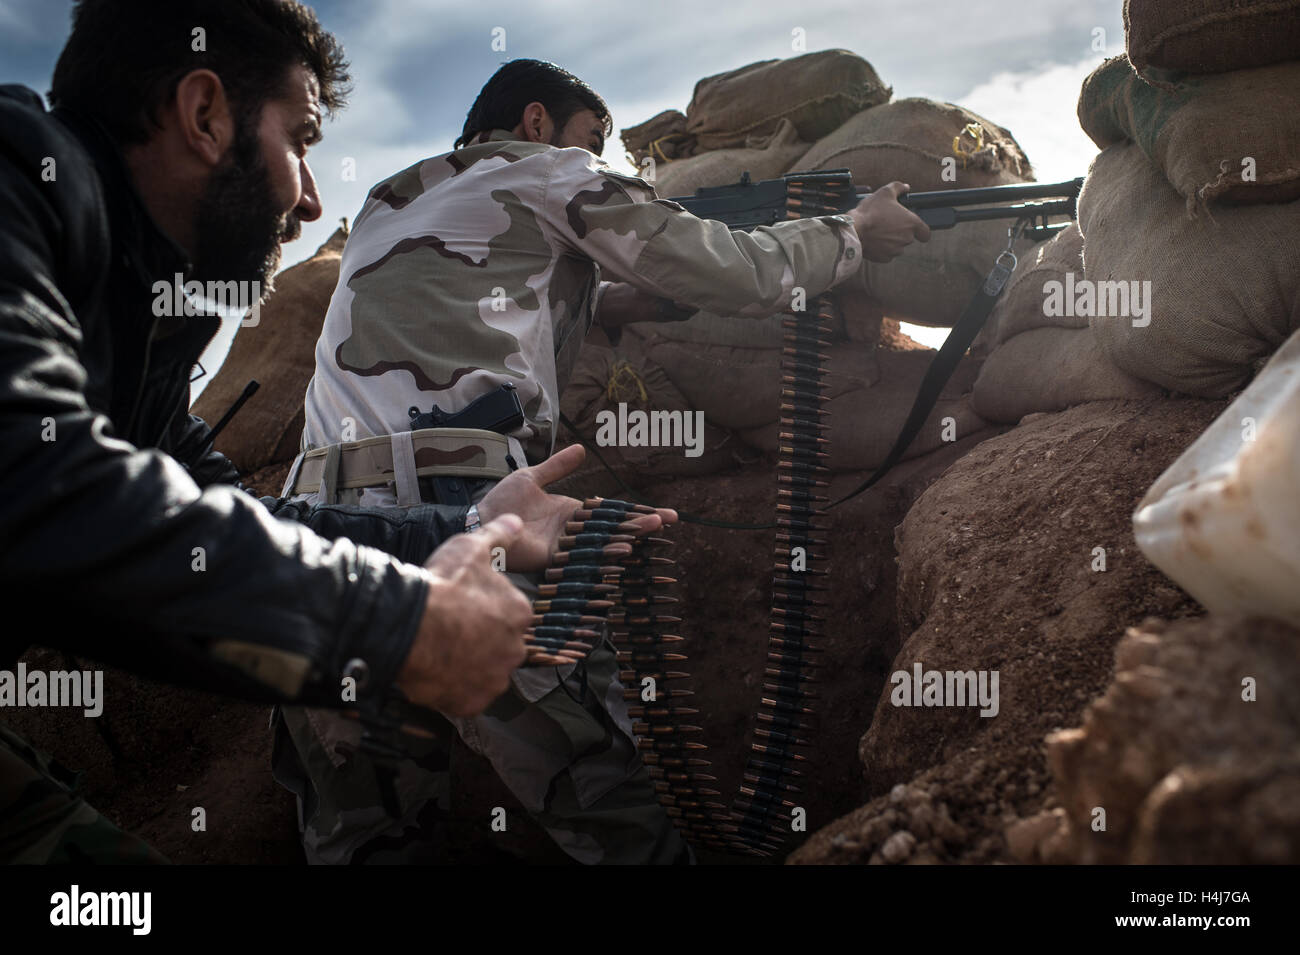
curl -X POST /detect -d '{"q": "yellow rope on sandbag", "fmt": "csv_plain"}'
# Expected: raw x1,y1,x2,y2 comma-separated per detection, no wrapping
606,360,649,405
952,122,986,169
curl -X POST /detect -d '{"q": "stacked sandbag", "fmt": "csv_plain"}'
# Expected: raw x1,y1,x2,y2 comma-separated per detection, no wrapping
191,226,347,473
736,345,988,470
558,337,738,476
620,109,696,166
1078,143,1300,397
1124,0,1300,78
684,49,890,152
1079,54,1300,211
652,119,811,199
863,217,1043,327
972,223,1160,423
624,313,985,471
797,98,1033,191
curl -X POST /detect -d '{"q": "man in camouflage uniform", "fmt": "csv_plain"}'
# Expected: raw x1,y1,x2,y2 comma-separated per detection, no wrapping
275,59,928,864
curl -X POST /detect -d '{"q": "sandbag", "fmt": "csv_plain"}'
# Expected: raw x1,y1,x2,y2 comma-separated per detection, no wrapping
685,50,891,153
636,320,888,431
559,339,737,477
191,227,347,473
1124,0,1300,76
863,216,1042,327
653,119,811,199
973,325,1162,424
620,109,696,166
990,223,1086,345
1079,55,1300,210
624,311,787,350
1078,144,1300,397
737,346,987,470
637,338,783,431
623,284,885,350
796,98,1034,192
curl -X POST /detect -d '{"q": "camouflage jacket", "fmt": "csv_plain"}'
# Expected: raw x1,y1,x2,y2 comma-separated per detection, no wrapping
302,128,863,482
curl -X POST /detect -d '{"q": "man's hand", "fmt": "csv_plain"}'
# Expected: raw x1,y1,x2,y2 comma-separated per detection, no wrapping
849,181,931,263
396,515,533,717
476,443,677,572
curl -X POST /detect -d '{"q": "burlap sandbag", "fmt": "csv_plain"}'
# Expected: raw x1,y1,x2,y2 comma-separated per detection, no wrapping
636,337,784,431
191,227,347,473
738,346,987,470
559,339,736,476
622,285,885,350
1078,144,1300,397
796,98,1034,192
653,119,811,199
989,223,1086,345
1125,0,1300,77
624,311,787,350
685,50,891,153
620,109,696,166
863,216,1043,327
973,325,1161,424
1079,55,1300,210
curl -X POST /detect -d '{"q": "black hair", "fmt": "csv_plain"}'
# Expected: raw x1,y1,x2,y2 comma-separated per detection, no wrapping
49,0,350,146
456,59,611,149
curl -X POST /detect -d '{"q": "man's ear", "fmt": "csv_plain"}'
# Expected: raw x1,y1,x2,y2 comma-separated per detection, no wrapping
172,69,236,167
519,101,552,144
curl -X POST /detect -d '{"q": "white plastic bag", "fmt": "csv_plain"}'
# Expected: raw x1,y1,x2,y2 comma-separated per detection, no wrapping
1134,327,1300,622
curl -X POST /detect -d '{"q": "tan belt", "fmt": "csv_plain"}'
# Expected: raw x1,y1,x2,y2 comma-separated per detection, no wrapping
283,427,517,505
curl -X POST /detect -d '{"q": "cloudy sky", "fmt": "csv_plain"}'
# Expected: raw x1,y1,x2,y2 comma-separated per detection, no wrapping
0,0,1122,384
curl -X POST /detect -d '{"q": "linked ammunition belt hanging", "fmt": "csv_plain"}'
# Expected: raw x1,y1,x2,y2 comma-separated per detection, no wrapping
520,174,854,857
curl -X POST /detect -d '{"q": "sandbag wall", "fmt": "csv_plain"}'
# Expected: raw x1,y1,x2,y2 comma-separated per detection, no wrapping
612,49,1049,462
972,6,1300,421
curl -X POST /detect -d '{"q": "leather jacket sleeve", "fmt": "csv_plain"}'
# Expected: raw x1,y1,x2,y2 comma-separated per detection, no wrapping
164,400,243,488
0,97,439,706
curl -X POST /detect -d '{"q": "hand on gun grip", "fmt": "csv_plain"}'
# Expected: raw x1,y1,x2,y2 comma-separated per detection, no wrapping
851,181,932,263
396,515,532,717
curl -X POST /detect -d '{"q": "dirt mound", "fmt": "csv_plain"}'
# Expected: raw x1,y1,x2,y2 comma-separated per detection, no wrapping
791,397,1225,864
12,422,1004,863
190,227,346,474
1034,614,1300,864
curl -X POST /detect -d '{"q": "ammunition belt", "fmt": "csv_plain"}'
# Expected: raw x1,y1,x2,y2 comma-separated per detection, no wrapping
525,175,849,856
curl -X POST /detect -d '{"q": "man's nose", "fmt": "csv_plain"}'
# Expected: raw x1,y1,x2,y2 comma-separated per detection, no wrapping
296,159,323,223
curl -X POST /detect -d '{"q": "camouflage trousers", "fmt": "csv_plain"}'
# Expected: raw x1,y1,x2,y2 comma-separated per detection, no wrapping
272,475,686,865
273,637,687,865
0,721,167,864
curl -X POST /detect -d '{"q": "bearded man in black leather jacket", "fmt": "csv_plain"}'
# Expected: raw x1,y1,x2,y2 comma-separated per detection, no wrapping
0,0,668,863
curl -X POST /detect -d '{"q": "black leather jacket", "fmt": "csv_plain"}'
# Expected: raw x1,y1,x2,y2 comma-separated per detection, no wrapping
0,85,466,705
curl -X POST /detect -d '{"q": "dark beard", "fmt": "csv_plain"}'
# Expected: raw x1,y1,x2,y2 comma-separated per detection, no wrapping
191,120,299,301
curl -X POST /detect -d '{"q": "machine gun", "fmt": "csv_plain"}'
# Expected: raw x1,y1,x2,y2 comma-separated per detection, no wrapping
668,169,1083,241
668,168,1083,509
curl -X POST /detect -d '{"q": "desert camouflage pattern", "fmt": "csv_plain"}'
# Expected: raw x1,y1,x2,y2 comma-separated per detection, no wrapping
0,722,167,864
301,127,863,487
274,636,687,865
284,427,517,499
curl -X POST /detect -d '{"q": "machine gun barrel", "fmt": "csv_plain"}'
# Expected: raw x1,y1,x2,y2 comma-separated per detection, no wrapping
669,170,1082,241
884,177,1084,209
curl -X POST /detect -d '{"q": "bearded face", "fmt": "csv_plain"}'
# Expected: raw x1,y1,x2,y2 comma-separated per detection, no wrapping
191,114,299,302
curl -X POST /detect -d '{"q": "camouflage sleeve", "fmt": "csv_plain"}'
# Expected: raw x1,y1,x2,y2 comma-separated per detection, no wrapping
543,149,862,318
